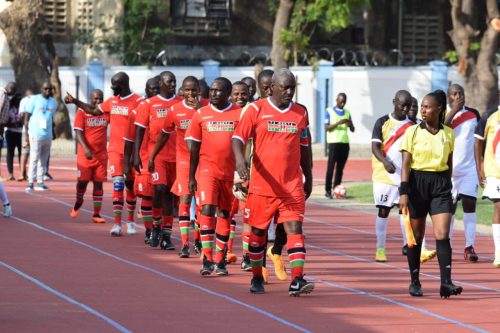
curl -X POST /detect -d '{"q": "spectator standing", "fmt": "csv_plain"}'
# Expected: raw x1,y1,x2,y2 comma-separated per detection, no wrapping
324,93,355,198
25,81,57,191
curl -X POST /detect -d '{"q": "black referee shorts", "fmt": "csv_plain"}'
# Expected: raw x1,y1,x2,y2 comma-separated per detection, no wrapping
408,170,453,218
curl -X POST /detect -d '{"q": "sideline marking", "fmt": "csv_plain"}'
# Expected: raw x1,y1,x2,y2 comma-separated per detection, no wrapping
0,261,132,333
9,215,312,333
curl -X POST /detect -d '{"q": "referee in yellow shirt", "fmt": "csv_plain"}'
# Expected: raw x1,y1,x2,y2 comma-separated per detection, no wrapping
399,90,463,298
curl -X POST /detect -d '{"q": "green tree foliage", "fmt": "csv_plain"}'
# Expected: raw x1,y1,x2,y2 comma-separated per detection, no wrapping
269,0,367,66
77,0,170,65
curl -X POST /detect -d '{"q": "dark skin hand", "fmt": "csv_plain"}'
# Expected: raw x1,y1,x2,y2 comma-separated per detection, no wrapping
444,85,465,126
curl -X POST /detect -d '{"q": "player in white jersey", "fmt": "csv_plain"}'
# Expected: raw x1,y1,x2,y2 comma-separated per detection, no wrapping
444,84,480,262
371,90,413,262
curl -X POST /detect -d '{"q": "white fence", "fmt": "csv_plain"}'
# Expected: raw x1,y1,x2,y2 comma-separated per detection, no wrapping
0,65,476,144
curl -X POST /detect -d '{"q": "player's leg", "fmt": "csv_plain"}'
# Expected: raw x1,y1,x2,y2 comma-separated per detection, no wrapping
109,152,124,235
91,159,107,223
240,207,252,271
226,197,239,263
493,200,500,267
199,203,217,275
191,198,202,254
373,182,399,262
71,159,90,218
178,194,192,258
333,143,349,188
159,186,175,250
125,178,137,234
213,180,235,275
0,182,12,217
461,195,478,262
324,143,336,198
267,215,288,281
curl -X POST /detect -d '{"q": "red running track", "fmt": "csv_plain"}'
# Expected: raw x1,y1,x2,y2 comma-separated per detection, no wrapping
0,159,499,332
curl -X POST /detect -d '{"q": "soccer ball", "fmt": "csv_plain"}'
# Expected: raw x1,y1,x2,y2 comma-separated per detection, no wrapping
333,185,347,199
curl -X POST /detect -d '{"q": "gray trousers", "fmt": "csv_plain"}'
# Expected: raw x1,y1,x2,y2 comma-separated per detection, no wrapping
28,137,51,184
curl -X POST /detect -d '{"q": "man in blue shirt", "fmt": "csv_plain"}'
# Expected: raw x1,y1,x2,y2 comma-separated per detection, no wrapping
25,81,57,191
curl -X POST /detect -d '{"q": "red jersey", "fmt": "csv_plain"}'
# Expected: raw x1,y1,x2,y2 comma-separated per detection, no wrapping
163,100,197,168
233,98,309,197
124,107,150,166
73,109,109,160
187,103,242,181
135,95,182,163
98,93,142,155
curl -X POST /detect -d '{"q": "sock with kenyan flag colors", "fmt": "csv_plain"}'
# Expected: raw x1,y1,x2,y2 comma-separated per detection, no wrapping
152,207,162,226
125,188,136,222
179,203,191,246
92,189,103,216
162,216,173,235
193,218,201,242
141,197,153,229
242,230,250,254
227,219,236,253
112,190,124,225
199,214,215,261
74,182,88,211
215,216,231,263
287,234,306,280
248,232,267,277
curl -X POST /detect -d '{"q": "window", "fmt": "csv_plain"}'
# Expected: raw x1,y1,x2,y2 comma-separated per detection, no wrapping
77,0,94,35
43,0,67,36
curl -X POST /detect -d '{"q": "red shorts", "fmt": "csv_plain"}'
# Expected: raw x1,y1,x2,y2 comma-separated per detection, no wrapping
152,160,176,187
134,171,153,197
245,193,305,230
108,151,123,177
77,157,107,182
171,167,190,196
196,176,233,212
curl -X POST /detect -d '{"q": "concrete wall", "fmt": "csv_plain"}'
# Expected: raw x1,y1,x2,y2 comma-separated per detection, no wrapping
1,64,493,145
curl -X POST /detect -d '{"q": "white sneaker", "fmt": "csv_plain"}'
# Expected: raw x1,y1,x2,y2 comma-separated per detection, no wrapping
127,222,137,235
110,224,122,236
34,183,49,191
268,223,276,242
493,252,500,268
3,204,12,217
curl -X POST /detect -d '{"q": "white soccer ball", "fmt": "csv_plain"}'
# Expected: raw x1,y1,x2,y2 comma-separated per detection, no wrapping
232,181,248,202
333,185,347,199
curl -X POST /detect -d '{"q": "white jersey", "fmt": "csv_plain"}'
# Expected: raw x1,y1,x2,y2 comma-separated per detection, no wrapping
448,106,480,178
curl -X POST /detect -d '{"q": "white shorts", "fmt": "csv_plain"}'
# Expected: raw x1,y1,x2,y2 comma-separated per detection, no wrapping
373,182,399,208
482,177,500,201
451,174,479,203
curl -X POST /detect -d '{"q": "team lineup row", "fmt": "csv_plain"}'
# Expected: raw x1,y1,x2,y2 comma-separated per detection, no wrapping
55,67,499,299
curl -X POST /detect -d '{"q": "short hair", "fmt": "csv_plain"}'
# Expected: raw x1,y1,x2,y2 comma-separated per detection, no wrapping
182,76,199,86
232,81,249,91
257,69,274,83
213,77,232,94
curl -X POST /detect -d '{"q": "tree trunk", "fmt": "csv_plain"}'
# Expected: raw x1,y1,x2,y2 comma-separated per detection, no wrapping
270,0,295,69
449,0,499,113
0,0,72,139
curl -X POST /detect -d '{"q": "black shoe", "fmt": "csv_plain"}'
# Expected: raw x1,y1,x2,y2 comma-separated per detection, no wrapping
215,258,229,276
288,276,315,296
250,276,265,294
464,245,479,262
402,244,408,256
149,225,161,247
193,240,202,255
144,228,151,244
160,232,175,250
200,256,215,276
440,281,463,298
179,245,190,258
241,254,252,272
409,280,423,297
325,191,333,199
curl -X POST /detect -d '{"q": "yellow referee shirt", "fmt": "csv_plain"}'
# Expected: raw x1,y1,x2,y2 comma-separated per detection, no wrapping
474,109,500,178
400,122,454,172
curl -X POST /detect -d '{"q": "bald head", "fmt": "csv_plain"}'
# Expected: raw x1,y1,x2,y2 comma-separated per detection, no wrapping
392,90,412,118
272,68,296,86
270,68,296,107
448,83,464,95
111,72,130,96
447,83,465,106
5,82,17,96
90,89,103,106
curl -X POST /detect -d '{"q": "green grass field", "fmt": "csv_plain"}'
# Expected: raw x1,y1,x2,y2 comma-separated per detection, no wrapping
346,182,494,226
